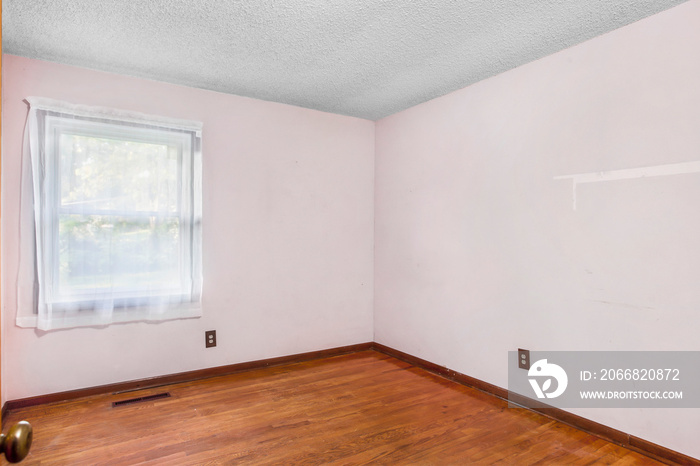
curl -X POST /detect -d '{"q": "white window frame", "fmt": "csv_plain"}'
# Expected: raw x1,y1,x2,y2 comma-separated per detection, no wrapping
18,97,203,330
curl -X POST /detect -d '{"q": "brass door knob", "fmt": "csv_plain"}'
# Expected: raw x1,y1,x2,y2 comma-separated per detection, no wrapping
1,421,33,463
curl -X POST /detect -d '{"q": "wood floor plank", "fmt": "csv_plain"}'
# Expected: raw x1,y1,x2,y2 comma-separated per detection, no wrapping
4,350,665,465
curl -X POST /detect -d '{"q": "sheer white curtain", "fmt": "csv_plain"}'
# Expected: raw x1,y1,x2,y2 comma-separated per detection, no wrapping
18,97,203,330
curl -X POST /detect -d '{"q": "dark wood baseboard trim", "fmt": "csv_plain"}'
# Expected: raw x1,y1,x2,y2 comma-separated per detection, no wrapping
629,436,699,466
371,342,699,465
5,341,696,464
505,391,628,445
371,342,509,399
4,342,372,413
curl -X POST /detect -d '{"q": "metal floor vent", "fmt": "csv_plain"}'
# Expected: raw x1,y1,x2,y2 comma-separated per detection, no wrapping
112,392,171,407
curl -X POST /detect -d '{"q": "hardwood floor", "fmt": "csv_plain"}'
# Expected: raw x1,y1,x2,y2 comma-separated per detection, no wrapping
4,351,663,465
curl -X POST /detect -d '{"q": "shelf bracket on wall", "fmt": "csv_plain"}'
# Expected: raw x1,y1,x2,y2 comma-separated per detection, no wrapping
554,161,700,210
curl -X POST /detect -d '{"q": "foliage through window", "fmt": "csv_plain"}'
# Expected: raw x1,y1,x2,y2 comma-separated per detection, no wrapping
21,98,202,330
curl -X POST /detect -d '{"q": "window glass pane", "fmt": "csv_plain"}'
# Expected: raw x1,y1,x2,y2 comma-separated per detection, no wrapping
58,214,181,298
59,133,180,214
21,99,202,329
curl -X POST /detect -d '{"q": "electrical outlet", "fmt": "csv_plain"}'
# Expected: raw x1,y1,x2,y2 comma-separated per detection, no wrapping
518,348,530,370
205,330,217,348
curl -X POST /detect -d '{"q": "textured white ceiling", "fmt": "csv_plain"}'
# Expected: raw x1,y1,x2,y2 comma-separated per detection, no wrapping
2,0,689,120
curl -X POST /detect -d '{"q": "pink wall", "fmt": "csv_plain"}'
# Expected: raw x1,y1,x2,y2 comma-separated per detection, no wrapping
3,1,700,460
1,55,375,401
375,0,700,459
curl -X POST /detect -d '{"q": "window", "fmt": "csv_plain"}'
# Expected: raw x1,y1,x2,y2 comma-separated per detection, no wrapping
20,98,202,330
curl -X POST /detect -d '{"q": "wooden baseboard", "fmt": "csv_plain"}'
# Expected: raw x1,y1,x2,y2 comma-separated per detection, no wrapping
371,342,699,465
3,342,372,413
4,341,696,464
372,342,510,399
628,436,699,466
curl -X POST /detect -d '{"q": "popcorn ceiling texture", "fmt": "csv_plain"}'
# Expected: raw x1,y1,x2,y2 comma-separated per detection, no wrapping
2,0,689,120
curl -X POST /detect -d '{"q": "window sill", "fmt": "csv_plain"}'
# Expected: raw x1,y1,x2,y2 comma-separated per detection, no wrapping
16,304,202,330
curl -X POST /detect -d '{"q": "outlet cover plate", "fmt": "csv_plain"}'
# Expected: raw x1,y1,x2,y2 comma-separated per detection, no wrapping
205,330,217,348
518,348,530,370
